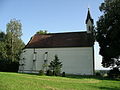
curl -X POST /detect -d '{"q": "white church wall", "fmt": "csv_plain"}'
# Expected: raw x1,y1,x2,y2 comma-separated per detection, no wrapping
19,47,94,75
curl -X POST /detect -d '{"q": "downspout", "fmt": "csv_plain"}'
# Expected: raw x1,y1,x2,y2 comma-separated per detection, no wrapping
92,45,95,75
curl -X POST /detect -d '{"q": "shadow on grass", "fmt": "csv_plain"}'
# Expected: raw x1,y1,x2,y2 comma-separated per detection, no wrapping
99,87,120,90
18,72,39,76
89,85,120,90
65,74,120,81
18,72,120,81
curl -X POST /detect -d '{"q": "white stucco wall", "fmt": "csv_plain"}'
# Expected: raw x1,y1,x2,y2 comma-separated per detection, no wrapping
18,47,94,75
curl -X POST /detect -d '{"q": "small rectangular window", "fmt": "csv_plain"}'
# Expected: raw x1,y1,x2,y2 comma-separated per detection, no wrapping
44,52,48,60
33,53,36,61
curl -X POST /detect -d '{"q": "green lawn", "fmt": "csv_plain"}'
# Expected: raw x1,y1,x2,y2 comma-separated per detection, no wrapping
0,72,120,90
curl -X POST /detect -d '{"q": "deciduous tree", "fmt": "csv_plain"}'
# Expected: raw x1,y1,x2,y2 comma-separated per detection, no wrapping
96,0,120,69
0,32,7,60
6,19,25,62
36,30,48,34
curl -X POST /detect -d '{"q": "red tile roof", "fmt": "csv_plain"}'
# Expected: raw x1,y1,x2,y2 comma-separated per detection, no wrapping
25,32,94,48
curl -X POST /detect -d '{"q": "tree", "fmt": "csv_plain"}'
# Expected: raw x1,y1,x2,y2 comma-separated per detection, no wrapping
49,55,62,76
0,32,7,60
0,32,5,41
0,41,7,59
6,19,25,62
96,0,120,69
0,20,24,72
36,30,48,34
6,19,22,38
0,32,7,71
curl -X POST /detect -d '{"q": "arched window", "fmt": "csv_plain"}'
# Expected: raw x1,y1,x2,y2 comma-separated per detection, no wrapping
33,49,37,61
44,52,48,61
89,26,91,31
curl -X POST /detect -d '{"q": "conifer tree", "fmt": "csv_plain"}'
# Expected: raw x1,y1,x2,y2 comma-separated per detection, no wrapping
49,55,62,76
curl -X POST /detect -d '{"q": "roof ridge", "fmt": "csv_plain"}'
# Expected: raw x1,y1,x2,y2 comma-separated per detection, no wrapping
35,31,87,35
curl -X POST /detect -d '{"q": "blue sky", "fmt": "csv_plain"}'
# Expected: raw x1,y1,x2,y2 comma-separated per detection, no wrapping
0,0,108,70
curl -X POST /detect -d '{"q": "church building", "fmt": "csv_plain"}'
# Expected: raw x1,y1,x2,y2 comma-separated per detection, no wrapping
18,9,95,75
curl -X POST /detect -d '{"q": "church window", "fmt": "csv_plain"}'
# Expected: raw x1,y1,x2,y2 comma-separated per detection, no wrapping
89,26,91,31
44,52,48,61
33,49,37,61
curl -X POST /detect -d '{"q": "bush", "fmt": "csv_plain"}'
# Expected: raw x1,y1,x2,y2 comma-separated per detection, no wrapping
0,59,19,72
62,72,66,77
39,70,44,75
46,70,53,76
108,68,120,78
96,72,101,76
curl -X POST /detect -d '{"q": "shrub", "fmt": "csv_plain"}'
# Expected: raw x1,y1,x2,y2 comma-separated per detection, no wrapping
62,72,66,77
108,68,120,78
39,70,44,75
46,70,53,76
0,59,19,72
96,72,101,76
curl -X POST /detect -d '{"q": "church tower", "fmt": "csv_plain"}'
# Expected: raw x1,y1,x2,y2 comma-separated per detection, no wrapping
86,8,94,33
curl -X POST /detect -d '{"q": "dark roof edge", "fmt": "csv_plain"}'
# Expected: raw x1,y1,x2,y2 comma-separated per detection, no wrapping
35,31,87,35
24,36,34,49
23,46,93,49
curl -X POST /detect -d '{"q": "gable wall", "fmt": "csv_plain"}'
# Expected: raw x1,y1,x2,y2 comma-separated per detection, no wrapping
19,47,94,75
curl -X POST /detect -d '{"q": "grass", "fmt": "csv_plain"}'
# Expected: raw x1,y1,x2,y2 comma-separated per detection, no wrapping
0,72,120,90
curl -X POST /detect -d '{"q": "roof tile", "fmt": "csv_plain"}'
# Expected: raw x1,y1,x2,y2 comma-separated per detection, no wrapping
25,32,94,48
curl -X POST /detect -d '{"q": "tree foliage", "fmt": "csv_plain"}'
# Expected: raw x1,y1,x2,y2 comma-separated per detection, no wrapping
6,19,22,38
36,30,48,34
6,19,25,62
49,55,62,76
0,19,25,72
96,0,120,68
0,41,7,59
0,32,5,41
0,32,7,59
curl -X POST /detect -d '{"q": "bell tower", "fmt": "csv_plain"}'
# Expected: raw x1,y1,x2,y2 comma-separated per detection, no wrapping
86,8,94,33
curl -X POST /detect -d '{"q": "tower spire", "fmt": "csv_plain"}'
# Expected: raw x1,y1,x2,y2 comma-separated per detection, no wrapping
85,8,94,33
86,8,93,24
